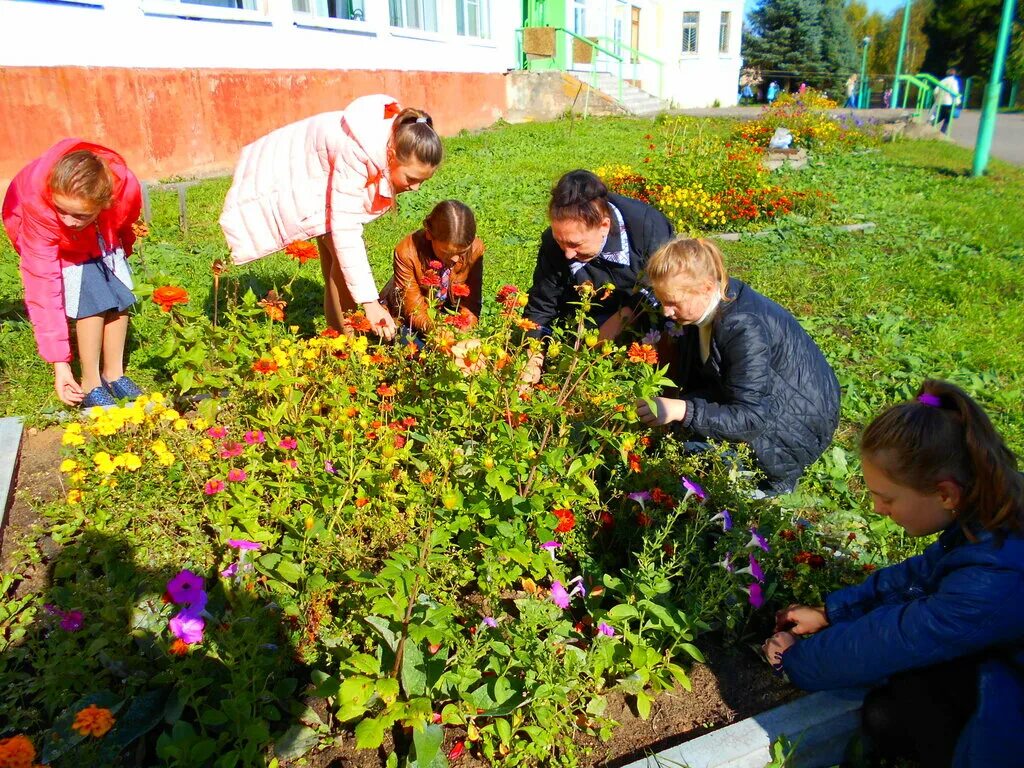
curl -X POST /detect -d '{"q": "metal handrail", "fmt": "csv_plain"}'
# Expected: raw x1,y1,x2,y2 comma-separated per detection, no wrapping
515,26,626,103
592,35,664,98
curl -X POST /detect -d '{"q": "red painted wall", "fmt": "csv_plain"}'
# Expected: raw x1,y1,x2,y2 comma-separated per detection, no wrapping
0,67,507,187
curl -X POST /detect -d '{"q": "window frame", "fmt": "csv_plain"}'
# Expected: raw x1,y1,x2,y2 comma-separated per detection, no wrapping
389,0,439,33
292,0,370,33
139,0,268,24
455,0,490,39
681,10,699,55
719,10,731,54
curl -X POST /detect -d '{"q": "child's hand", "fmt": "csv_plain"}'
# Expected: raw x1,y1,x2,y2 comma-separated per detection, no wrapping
636,396,686,427
451,339,486,376
53,362,84,406
762,631,797,668
519,352,544,391
362,301,396,341
775,604,829,635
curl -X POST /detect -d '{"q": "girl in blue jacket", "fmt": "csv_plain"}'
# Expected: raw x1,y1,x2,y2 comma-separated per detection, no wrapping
764,380,1024,767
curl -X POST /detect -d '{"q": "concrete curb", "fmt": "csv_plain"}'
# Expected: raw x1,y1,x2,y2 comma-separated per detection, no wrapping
615,688,866,768
711,222,876,242
0,417,25,532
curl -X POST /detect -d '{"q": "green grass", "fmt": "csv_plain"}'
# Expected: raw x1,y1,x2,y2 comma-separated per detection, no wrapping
2,117,1023,465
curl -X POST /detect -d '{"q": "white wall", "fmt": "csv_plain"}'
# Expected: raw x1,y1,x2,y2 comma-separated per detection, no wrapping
657,0,744,108
0,0,520,72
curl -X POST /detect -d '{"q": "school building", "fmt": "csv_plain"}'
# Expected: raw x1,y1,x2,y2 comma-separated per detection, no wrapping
0,0,744,184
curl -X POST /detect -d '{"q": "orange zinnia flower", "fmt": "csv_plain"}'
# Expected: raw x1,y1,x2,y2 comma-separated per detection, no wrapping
627,342,658,365
451,283,471,299
258,290,287,322
284,240,318,264
376,384,396,398
72,704,116,738
252,358,279,374
516,318,540,332
0,733,36,767
553,508,575,533
345,313,373,333
152,286,189,312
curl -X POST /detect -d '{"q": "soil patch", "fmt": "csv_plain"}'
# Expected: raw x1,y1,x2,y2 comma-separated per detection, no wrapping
1,425,63,598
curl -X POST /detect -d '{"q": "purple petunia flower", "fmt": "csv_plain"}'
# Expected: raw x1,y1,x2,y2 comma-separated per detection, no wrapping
597,622,615,637
710,509,733,532
747,583,765,609
167,570,207,609
628,491,652,507
642,329,661,345
220,562,239,578
747,527,770,553
482,617,497,628
541,541,562,561
681,476,707,501
44,604,84,632
718,551,735,573
170,607,205,644
227,539,261,551
324,460,337,474
550,580,570,609
738,554,765,583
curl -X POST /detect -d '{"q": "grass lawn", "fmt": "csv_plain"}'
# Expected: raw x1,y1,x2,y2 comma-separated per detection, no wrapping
3,116,1022,496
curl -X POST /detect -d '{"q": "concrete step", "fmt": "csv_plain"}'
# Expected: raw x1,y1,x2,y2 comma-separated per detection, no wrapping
0,417,24,533
615,688,866,768
568,70,670,116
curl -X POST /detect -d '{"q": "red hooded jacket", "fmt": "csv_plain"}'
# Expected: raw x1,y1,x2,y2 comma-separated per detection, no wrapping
2,139,142,363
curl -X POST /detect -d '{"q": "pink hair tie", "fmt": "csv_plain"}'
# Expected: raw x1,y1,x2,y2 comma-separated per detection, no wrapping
917,393,942,407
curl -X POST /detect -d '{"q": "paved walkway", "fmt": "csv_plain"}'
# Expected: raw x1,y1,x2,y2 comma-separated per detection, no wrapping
674,106,1024,167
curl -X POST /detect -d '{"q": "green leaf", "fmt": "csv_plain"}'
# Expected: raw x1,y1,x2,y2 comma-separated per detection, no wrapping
348,652,381,676
401,640,427,698
635,691,652,720
606,603,639,621
680,642,706,663
275,558,303,584
411,723,445,767
274,724,319,760
354,716,387,750
494,717,512,744
667,663,692,691
365,615,399,651
376,676,400,704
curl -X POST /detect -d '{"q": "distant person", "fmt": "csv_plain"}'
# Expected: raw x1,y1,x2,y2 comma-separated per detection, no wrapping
767,81,780,103
845,75,859,108
883,86,893,109
934,68,961,134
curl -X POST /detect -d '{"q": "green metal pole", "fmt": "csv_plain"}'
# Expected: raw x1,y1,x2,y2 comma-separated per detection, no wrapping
859,37,871,108
892,0,912,108
972,0,1016,176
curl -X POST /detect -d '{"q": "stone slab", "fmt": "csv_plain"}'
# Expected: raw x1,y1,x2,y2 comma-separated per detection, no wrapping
0,417,24,531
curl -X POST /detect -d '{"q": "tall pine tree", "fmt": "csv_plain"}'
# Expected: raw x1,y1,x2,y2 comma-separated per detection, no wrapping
820,0,860,86
744,0,827,81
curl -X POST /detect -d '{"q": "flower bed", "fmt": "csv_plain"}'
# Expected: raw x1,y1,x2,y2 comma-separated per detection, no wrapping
0,277,879,767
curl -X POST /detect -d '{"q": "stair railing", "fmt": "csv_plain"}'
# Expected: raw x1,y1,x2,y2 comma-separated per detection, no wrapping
515,27,626,103
592,35,664,99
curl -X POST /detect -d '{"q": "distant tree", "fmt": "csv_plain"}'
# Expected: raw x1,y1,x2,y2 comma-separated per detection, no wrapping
923,0,1023,79
821,0,860,85
744,0,827,84
876,0,933,75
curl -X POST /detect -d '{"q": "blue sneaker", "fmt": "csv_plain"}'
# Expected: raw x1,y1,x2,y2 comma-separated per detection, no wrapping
81,385,117,409
106,376,144,400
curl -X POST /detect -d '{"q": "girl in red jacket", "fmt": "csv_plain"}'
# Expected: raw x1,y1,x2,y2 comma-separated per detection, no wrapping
3,140,143,408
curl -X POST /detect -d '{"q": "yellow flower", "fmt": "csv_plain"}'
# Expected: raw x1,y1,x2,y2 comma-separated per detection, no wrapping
201,439,214,451
150,439,168,454
60,459,79,473
173,419,188,431
62,430,85,447
116,453,142,471
160,408,181,422
158,452,175,467
67,489,83,505
192,417,209,431
150,392,166,404
71,471,86,482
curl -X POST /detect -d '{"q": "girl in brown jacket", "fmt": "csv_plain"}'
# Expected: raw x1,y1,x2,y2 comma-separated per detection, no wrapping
382,200,484,335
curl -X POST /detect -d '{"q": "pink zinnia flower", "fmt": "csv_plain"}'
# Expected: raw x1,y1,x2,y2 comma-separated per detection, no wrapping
226,468,247,482
282,459,298,470
219,441,244,459
243,430,265,445
278,437,298,450
204,479,225,495
207,426,227,439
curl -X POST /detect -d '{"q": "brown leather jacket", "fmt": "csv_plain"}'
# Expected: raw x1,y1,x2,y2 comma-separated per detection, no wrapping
381,229,484,332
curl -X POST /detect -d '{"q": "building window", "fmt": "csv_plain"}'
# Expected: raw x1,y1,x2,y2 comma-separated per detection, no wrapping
176,0,257,8
681,11,698,54
455,0,489,38
573,0,586,35
293,0,364,21
719,11,730,53
389,0,437,31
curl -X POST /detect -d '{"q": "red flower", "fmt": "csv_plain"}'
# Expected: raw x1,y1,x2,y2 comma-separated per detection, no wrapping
376,384,396,398
355,497,369,508
496,284,520,308
152,286,189,312
444,310,473,331
448,741,466,760
428,259,443,270
320,328,340,338
420,273,442,288
384,101,402,119
627,343,658,365
451,283,471,298
862,563,877,573
627,452,642,473
599,511,616,530
345,313,373,333
284,240,318,264
553,508,576,533
252,358,278,374
393,435,407,449
779,529,796,541
636,511,653,527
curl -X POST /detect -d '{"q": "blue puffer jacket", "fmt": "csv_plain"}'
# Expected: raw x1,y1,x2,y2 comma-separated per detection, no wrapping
782,524,1024,768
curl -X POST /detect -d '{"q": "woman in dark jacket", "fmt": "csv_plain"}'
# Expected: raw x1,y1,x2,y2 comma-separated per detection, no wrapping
521,170,673,383
636,237,840,494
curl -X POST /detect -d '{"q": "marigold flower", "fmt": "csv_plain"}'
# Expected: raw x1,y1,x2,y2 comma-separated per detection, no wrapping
72,705,116,738
259,290,287,321
419,470,435,485
376,384,396,398
627,452,642,473
252,358,279,374
0,733,36,767
169,638,189,656
152,286,189,312
67,489,83,505
285,240,318,264
627,342,658,365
